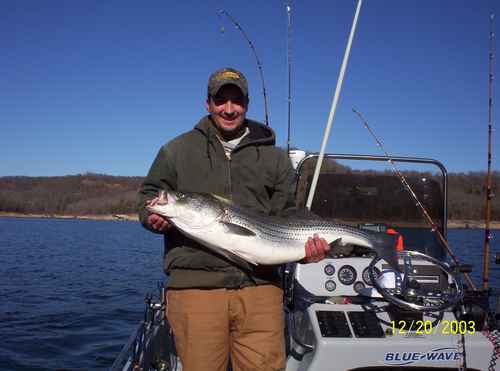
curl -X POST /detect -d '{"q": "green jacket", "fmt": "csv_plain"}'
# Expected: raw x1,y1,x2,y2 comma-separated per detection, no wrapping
137,115,296,288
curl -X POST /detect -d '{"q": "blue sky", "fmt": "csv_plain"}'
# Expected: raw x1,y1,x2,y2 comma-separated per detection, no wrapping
1,0,499,176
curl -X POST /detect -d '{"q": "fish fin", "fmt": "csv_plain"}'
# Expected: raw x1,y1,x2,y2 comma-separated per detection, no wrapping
211,194,232,205
214,248,257,269
183,233,257,270
329,238,343,248
328,238,355,257
222,222,257,236
230,250,260,266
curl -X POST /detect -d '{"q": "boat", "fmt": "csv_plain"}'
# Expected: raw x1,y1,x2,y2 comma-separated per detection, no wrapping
110,152,500,371
111,2,500,369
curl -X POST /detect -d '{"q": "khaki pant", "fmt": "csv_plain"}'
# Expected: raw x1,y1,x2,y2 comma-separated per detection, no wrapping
166,285,285,371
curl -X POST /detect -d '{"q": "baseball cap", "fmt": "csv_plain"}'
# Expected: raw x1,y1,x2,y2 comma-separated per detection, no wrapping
207,68,248,97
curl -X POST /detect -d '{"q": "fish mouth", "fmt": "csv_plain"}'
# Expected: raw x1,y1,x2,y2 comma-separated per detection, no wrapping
146,190,177,212
157,190,169,205
156,190,180,206
166,191,178,205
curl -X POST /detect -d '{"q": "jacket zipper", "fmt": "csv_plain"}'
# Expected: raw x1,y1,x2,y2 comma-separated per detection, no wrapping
226,151,249,286
227,157,232,201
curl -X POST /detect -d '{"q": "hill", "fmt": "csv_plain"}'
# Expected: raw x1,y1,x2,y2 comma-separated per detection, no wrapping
0,171,498,223
0,173,142,216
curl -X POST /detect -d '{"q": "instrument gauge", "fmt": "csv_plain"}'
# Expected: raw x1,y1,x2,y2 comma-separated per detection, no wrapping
362,266,381,286
338,265,357,285
325,279,337,292
324,264,335,276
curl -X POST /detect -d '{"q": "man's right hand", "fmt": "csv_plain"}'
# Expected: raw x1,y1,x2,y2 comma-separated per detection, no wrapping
147,213,172,233
145,197,172,233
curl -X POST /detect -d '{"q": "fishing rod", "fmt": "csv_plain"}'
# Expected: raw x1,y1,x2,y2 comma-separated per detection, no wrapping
218,9,270,127
352,108,477,290
306,0,363,210
482,13,495,290
286,1,292,155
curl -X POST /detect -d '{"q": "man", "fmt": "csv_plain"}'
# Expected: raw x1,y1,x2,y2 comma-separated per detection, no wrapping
138,67,329,371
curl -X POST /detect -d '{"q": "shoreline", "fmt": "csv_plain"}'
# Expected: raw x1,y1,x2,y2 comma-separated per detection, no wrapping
0,212,499,229
0,212,139,222
447,220,500,229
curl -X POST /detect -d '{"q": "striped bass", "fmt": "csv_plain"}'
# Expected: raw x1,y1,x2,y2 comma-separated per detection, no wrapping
146,191,396,266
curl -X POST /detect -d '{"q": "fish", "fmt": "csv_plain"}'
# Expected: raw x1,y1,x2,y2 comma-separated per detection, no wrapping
146,190,397,267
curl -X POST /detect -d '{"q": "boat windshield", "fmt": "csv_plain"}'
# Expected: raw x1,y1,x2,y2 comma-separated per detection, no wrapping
295,155,447,259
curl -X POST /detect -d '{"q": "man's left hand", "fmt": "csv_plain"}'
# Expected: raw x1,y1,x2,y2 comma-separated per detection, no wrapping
303,234,331,263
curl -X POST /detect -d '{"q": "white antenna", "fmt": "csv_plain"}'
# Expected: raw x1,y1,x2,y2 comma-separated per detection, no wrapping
306,0,363,210
286,1,293,155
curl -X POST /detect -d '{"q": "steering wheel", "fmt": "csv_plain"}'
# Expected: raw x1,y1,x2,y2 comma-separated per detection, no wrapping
368,250,463,312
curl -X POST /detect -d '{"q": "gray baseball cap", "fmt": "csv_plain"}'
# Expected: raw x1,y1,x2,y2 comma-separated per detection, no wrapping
207,67,248,97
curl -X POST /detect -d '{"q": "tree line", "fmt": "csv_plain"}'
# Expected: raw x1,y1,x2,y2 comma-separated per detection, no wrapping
0,173,142,215
0,170,498,220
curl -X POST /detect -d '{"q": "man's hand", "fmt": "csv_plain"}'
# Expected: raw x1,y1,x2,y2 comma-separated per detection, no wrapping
303,234,331,263
147,213,172,233
145,197,172,233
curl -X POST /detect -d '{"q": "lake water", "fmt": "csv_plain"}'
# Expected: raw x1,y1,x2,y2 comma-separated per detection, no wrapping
0,218,499,371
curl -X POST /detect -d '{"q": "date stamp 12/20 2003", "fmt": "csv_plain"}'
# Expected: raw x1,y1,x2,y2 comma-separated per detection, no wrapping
390,320,476,336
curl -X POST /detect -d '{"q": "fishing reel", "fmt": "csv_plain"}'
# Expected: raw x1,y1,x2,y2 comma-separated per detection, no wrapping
368,250,463,312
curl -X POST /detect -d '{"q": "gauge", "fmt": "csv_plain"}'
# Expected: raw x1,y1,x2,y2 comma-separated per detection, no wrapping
324,264,335,276
362,266,381,286
325,279,337,292
353,281,365,293
338,265,357,285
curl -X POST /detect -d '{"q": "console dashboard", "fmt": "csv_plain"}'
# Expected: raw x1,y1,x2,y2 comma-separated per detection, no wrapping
294,256,448,297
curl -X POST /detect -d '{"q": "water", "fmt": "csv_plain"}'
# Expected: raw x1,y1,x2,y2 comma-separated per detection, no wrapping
0,218,164,371
0,218,499,371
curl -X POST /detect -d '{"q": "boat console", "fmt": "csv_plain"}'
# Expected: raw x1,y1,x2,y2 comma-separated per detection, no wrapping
283,154,500,371
285,252,495,370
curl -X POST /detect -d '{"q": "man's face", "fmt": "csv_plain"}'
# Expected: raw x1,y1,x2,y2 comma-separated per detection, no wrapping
206,84,248,138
